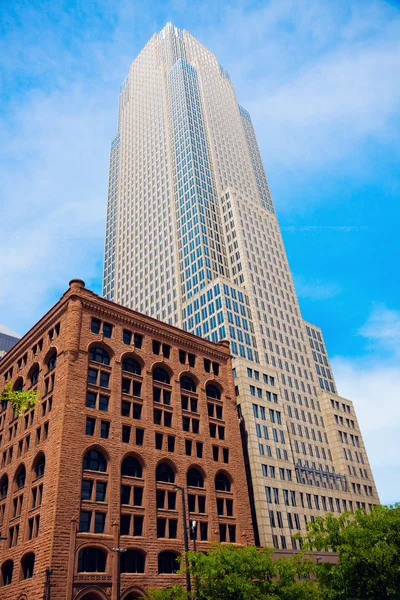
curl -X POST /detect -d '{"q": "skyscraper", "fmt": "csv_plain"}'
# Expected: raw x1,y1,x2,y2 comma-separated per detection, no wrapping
103,23,379,548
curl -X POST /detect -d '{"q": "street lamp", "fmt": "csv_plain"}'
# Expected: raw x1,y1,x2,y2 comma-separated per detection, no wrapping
111,547,127,600
172,484,191,595
191,520,197,552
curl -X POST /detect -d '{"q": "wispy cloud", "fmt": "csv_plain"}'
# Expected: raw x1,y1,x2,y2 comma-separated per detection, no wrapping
359,305,400,357
333,305,400,504
294,276,341,300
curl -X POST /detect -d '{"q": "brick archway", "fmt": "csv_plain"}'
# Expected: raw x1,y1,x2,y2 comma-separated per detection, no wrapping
74,587,109,600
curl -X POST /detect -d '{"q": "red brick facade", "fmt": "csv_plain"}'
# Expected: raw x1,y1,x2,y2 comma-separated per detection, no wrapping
0,279,254,600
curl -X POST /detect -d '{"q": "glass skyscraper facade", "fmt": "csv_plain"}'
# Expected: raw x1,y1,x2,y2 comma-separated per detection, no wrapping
103,23,379,548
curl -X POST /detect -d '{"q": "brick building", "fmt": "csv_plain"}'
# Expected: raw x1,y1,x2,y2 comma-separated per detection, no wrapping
0,279,254,600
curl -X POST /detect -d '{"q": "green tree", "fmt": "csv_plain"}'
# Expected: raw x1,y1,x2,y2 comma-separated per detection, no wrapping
147,544,318,600
303,504,400,600
0,381,39,417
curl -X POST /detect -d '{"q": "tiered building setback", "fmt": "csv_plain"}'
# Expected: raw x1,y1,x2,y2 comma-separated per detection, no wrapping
0,279,254,599
103,23,379,548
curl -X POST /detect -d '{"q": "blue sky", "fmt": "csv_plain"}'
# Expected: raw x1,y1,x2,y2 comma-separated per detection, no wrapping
1,0,399,504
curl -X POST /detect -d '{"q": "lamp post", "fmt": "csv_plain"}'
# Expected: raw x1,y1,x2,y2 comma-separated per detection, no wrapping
111,547,127,600
173,484,191,596
191,520,197,552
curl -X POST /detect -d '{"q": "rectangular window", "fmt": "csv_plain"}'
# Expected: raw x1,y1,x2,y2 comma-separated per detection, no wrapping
100,421,110,439
91,318,101,334
96,482,107,502
85,417,95,436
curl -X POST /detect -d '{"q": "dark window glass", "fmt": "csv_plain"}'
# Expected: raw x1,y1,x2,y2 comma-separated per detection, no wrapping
89,347,110,365
120,514,130,535
85,417,95,436
122,378,131,394
121,457,142,478
185,439,192,455
133,487,143,506
168,491,176,510
153,340,161,354
133,381,142,397
103,323,112,338
222,448,229,463
99,395,109,411
188,494,196,512
229,524,236,542
99,372,110,388
86,391,96,408
156,463,175,483
155,433,163,449
188,353,196,367
96,482,107,502
168,436,175,452
87,369,98,385
192,419,200,434
154,409,162,425
100,421,109,438
181,376,196,392
21,553,35,580
198,495,206,513
123,330,132,345
157,518,166,538
196,442,203,458
187,468,204,488
153,367,170,384
157,489,165,508
79,511,91,532
94,512,105,533
78,548,106,573
162,344,171,358
81,480,93,501
133,515,143,536
206,384,221,399
217,497,224,515
219,523,227,542
212,446,219,461
136,428,144,446
179,350,186,363
215,473,231,492
91,318,101,334
132,404,142,419
121,550,145,573
169,519,177,538
122,425,131,443
122,357,141,375
121,485,130,505
121,401,130,417
134,333,143,348
83,450,107,472
158,552,179,574
183,417,190,431
47,353,57,371
164,412,172,427
200,522,208,541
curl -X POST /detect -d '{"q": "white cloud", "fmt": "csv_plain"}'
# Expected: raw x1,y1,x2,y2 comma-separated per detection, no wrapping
294,276,341,300
332,305,400,505
359,305,400,357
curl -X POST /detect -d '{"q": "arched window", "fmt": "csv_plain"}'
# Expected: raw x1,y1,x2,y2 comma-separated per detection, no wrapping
33,453,45,479
14,378,23,392
0,475,8,500
47,352,57,372
77,547,107,573
21,553,35,580
156,463,175,483
30,366,39,386
158,552,180,574
215,473,231,492
206,384,221,400
187,468,204,488
153,367,170,384
122,357,141,375
121,457,142,479
14,465,26,490
89,347,110,365
120,550,145,574
123,594,145,600
83,450,107,473
180,376,197,392
0,560,13,586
